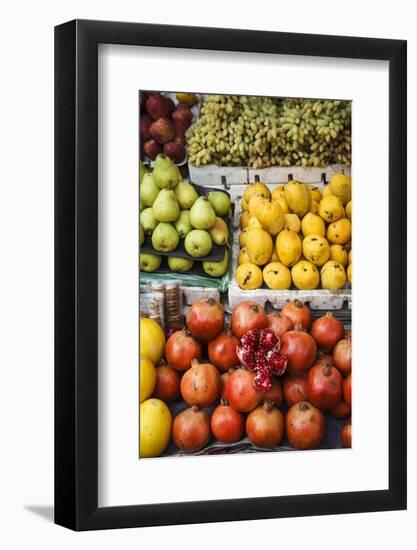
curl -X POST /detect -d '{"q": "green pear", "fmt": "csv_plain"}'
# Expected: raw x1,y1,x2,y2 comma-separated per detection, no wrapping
208,217,229,246
140,172,160,207
175,181,198,209
203,250,229,277
152,154,181,189
139,161,148,184
153,189,180,223
140,223,145,246
140,207,158,235
168,256,194,273
140,196,144,212
207,191,231,217
151,222,179,253
184,229,212,258
189,196,216,230
140,253,162,272
175,210,192,239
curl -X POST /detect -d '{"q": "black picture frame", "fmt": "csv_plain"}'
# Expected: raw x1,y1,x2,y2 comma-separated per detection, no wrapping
55,19,407,531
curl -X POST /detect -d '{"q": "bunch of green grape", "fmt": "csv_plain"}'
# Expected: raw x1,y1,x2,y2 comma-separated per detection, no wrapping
186,95,351,168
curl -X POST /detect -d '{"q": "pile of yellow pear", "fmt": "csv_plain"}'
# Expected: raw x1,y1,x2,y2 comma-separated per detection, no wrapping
236,173,352,291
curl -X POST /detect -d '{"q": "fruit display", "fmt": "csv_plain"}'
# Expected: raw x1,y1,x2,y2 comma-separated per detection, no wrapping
235,175,352,291
139,91,353,459
186,95,351,168
140,154,231,277
140,92,196,164
139,299,352,457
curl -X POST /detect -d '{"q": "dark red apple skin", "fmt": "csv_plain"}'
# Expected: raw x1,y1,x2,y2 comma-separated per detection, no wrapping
140,114,153,141
149,117,175,144
164,141,186,163
143,139,163,159
145,94,174,120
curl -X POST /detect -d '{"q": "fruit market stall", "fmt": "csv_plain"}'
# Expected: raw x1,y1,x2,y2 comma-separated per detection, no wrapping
140,297,351,457
139,91,352,458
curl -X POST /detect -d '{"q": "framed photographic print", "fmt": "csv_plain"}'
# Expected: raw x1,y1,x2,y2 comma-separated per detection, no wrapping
55,19,407,530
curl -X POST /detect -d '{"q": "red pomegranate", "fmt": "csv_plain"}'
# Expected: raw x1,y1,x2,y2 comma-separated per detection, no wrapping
343,374,352,407
280,325,317,374
165,329,202,372
332,336,352,376
230,301,268,339
210,400,244,443
224,368,262,412
180,360,221,407
266,312,293,338
330,400,351,419
152,363,180,402
282,374,308,406
306,362,343,409
220,368,235,398
341,419,351,448
208,330,239,371
281,300,312,330
286,401,325,450
262,377,283,407
311,312,345,352
186,298,225,342
246,403,284,448
173,406,210,453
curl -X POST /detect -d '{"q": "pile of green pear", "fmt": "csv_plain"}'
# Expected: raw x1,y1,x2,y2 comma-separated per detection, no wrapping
140,154,231,277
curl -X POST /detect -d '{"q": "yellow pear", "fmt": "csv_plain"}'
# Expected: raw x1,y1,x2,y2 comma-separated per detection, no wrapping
345,201,352,221
243,182,271,204
238,247,251,265
329,173,351,205
263,262,292,290
321,185,333,198
252,198,285,236
301,212,325,237
320,260,347,289
318,195,344,223
347,263,352,283
235,263,263,290
291,260,320,290
247,217,262,230
329,244,348,267
309,185,322,202
275,195,289,214
248,195,264,218
246,228,273,265
284,181,311,217
327,218,351,245
310,200,319,214
239,227,249,248
302,235,330,267
276,230,302,267
284,213,301,233
240,211,250,229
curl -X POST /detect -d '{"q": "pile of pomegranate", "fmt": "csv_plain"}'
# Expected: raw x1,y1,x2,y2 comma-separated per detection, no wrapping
153,297,352,453
140,92,193,169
